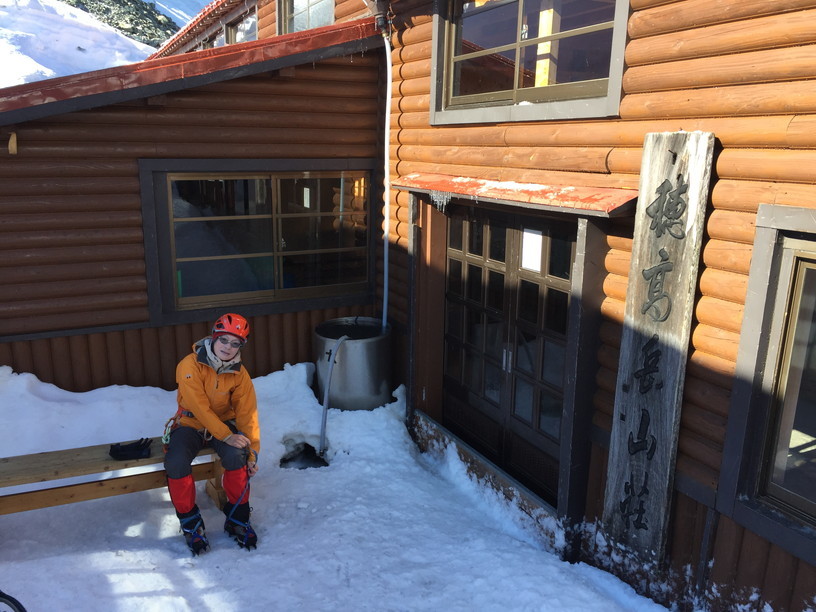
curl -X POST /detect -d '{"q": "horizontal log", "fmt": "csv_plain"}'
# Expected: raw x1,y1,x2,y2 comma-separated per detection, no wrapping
602,273,628,302
717,148,816,184
0,177,140,197
195,74,379,96
699,267,748,305
606,233,633,253
0,211,141,233
503,116,796,148
392,19,433,48
154,92,378,114
392,126,506,147
394,111,431,129
335,0,368,21
6,277,147,302
0,194,140,214
604,250,630,278
600,296,625,324
626,9,816,66
695,295,744,335
675,453,719,490
594,365,617,396
392,40,433,65
623,45,816,93
691,323,740,363
2,228,144,250
701,241,752,277
395,76,431,98
18,124,377,146
706,209,757,244
676,428,722,473
712,178,816,213
599,320,623,348
392,93,432,114
687,348,735,390
596,343,620,372
50,107,378,130
629,0,680,10
393,59,431,82
0,292,147,318
0,159,135,179
0,244,143,267
679,400,728,443
605,147,641,174
15,142,378,159
628,0,816,39
392,160,640,190
1,260,145,284
620,80,816,119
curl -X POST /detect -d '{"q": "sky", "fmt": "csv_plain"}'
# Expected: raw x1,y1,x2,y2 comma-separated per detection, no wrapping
0,0,208,88
0,361,671,611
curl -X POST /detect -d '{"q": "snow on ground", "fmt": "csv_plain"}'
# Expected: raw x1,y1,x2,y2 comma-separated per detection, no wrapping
0,0,156,87
0,362,668,611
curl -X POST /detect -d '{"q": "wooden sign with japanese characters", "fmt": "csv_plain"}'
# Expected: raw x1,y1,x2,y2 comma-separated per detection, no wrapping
602,131,715,559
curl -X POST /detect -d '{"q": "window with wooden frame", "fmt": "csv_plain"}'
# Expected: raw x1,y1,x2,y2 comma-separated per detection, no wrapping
719,204,816,566
279,0,334,34
140,161,373,319
430,0,629,125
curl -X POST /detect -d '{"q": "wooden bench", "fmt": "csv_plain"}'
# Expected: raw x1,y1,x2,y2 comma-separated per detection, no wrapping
0,436,225,515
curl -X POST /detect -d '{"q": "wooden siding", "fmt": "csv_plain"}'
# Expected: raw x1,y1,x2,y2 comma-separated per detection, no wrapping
257,0,277,38
387,0,816,608
0,307,372,392
0,53,382,389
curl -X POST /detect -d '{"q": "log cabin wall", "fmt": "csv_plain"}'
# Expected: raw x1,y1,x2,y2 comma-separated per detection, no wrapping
0,54,382,392
386,0,816,609
257,0,277,38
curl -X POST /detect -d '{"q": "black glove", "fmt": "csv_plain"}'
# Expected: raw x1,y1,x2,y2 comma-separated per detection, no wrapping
109,438,153,460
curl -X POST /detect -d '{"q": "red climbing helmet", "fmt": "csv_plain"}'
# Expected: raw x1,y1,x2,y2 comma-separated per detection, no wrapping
212,313,250,343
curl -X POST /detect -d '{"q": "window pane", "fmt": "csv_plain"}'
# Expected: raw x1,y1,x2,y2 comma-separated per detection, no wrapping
177,257,275,298
542,339,565,389
450,218,464,250
518,29,613,89
514,378,534,422
485,316,505,360
311,0,334,27
447,303,464,340
280,177,360,214
232,13,257,43
280,214,367,251
489,226,506,262
172,178,271,217
448,259,463,296
467,264,483,302
769,264,816,510
464,307,483,347
516,329,538,373
468,220,484,255
518,279,539,323
539,391,561,439
545,288,568,334
445,341,462,382
464,349,482,390
174,219,273,258
453,55,515,97
281,250,366,288
549,226,573,279
486,270,504,311
458,0,519,54
521,228,543,272
484,362,503,404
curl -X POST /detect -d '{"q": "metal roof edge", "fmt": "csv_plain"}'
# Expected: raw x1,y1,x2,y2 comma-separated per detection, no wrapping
392,173,639,218
0,18,379,127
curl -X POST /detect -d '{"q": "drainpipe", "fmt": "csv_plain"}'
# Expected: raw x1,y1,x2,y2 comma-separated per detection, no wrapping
362,0,393,334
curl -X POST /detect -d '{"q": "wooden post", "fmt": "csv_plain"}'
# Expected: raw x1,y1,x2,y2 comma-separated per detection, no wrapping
601,131,715,560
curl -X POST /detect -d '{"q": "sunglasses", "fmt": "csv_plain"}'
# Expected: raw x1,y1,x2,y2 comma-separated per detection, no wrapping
216,336,244,349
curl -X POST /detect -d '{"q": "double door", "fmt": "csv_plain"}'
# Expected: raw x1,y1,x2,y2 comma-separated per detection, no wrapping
442,207,575,503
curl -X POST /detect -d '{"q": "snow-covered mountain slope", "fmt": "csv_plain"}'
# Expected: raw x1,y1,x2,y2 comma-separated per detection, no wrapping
0,0,209,88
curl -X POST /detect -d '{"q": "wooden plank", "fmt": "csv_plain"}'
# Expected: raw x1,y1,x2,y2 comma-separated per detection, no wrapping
0,461,214,515
602,131,715,560
761,544,798,611
0,437,214,487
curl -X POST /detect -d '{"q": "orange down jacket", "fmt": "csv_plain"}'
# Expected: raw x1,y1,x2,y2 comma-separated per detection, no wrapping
175,340,261,456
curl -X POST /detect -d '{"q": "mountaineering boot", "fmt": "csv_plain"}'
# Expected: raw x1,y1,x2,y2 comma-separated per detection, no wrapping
178,506,209,555
223,502,257,549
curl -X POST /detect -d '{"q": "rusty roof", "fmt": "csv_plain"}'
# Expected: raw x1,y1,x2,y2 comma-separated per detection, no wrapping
0,18,380,127
392,173,638,217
